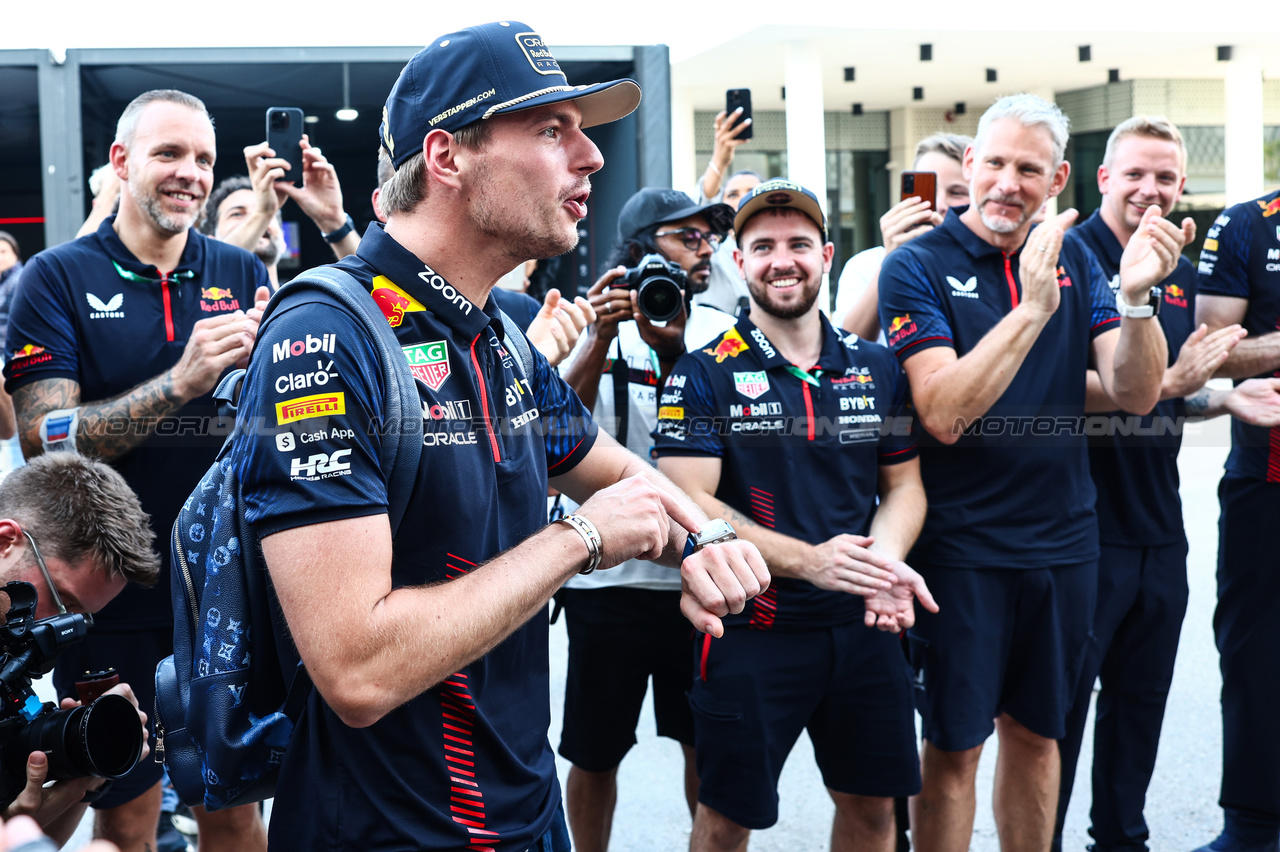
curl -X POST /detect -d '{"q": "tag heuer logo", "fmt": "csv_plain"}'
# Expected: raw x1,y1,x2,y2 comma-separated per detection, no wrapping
733,371,770,400
403,341,451,391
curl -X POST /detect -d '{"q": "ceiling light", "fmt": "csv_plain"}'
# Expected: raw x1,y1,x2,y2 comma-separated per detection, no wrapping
335,62,358,121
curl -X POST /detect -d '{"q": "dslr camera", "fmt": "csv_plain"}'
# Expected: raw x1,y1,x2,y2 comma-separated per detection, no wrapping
620,254,689,323
0,581,143,808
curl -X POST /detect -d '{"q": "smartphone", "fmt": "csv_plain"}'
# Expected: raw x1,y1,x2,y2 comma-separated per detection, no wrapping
725,89,753,141
266,107,305,184
900,171,937,211
75,668,120,704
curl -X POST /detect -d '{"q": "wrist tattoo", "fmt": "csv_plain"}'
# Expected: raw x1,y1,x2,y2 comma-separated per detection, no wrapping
1185,388,1210,416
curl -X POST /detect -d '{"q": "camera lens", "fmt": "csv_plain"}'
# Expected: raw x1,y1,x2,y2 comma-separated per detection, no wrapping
22,694,143,780
270,111,289,132
637,276,683,323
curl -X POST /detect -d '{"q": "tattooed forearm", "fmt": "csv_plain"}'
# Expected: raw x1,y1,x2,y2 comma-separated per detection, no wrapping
14,370,185,462
1184,388,1211,417
720,503,762,532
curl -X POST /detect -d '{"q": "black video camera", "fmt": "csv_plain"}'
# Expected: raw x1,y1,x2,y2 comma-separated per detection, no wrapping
0,582,143,808
620,254,690,323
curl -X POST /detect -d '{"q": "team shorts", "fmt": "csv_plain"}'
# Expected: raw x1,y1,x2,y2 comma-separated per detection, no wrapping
690,623,920,830
908,561,1096,752
557,587,695,772
52,625,170,809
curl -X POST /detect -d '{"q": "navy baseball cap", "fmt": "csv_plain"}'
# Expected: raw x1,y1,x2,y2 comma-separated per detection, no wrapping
733,178,827,240
616,188,734,244
380,21,642,169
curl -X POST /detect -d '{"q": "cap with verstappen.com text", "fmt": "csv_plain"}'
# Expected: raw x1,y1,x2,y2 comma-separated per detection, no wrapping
380,21,642,169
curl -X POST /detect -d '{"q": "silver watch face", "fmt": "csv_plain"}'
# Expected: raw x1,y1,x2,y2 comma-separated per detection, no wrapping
696,519,737,546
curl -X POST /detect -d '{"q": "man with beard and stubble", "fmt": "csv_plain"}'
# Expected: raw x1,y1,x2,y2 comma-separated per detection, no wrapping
877,94,1188,852
232,23,768,852
4,89,271,852
556,187,737,851
656,179,937,852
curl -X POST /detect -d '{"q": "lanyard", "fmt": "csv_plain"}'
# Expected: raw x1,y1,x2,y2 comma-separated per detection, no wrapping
111,260,195,284
783,364,821,388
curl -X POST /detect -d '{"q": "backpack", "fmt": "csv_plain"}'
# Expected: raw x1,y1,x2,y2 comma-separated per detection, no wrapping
154,266,534,809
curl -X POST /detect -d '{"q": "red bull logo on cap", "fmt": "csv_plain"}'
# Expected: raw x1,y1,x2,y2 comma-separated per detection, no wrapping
371,276,426,328
703,328,750,363
516,32,563,76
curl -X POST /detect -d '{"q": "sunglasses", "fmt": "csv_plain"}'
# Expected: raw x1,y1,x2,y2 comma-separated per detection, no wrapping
24,530,67,615
654,228,721,252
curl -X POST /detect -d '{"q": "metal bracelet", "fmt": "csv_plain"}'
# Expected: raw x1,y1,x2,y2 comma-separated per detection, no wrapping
559,513,603,574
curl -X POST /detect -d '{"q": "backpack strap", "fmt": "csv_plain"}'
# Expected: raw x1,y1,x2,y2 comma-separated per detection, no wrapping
260,266,423,535
497,308,535,381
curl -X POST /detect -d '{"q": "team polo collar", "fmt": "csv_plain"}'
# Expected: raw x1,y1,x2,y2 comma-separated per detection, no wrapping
1077,211,1124,269
96,215,204,281
940,205,1036,261
733,312,848,383
355,222,493,339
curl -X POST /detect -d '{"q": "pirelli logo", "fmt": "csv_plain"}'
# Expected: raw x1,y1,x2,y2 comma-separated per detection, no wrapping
276,392,346,425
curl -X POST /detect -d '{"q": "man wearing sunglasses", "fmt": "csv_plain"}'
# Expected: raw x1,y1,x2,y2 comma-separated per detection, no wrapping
0,452,158,845
557,188,737,852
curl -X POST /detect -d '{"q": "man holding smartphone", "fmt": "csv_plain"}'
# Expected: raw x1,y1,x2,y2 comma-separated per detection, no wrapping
4,88,271,852
834,133,971,337
205,132,362,288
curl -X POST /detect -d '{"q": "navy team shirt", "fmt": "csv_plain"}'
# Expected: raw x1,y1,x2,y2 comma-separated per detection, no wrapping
878,207,1120,569
1196,189,1280,483
653,314,917,630
3,216,268,629
1074,211,1197,546
236,222,596,852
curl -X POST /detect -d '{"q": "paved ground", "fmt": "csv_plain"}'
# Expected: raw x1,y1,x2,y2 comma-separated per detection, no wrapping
51,414,1235,851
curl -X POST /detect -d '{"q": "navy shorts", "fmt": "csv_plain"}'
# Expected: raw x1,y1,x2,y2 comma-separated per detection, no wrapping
690,623,920,830
52,625,170,808
557,587,695,772
909,562,1096,751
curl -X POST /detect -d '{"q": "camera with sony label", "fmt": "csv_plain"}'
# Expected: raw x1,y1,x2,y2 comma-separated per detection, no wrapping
0,581,143,808
620,254,690,323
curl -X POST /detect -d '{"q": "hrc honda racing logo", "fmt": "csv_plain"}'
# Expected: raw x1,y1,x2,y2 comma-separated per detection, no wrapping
289,449,352,481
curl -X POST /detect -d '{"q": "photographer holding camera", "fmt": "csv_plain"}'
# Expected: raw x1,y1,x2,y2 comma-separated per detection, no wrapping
0,453,157,845
558,188,735,852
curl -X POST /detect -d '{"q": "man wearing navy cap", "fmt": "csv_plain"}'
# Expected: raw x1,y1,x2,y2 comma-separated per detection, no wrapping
877,94,1188,852
233,22,769,852
657,179,936,852
557,187,736,851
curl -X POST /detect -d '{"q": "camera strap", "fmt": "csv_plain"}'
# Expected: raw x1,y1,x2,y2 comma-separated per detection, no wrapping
611,339,630,444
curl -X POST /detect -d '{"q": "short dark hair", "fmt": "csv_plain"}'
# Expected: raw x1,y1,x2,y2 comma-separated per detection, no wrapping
115,89,212,151
202,175,253,235
0,231,18,258
379,121,493,216
605,226,661,272
0,454,160,587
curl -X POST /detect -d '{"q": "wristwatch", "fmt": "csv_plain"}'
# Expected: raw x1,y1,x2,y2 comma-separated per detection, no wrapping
1116,287,1162,318
682,519,738,561
322,213,356,244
